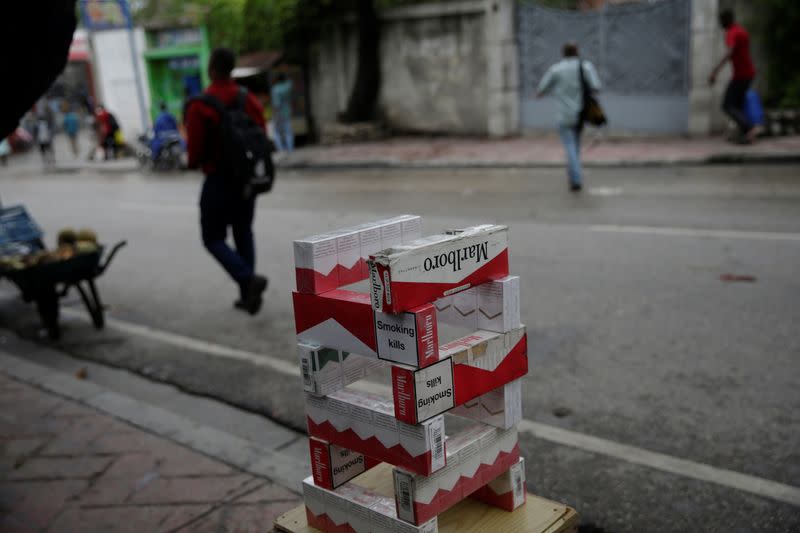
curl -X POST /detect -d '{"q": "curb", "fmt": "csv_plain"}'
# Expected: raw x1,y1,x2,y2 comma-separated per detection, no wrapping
277,153,800,171
0,347,308,494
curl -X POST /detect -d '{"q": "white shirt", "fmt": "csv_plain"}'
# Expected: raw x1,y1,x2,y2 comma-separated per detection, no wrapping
537,58,602,127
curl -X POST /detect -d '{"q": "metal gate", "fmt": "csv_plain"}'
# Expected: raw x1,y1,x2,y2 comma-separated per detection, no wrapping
518,0,692,134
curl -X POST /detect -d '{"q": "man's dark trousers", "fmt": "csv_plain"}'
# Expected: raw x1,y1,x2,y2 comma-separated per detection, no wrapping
200,175,255,295
723,79,753,134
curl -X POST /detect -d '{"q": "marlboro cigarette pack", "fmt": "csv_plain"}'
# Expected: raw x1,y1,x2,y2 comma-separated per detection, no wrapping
294,215,423,295
471,457,526,511
309,437,381,490
433,275,520,333
303,476,438,533
293,289,439,368
369,225,509,314
305,389,446,476
391,327,528,424
449,379,523,430
393,424,520,525
298,341,385,396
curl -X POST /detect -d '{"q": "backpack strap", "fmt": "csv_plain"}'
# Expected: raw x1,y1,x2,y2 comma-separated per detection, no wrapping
199,94,226,115
236,87,247,111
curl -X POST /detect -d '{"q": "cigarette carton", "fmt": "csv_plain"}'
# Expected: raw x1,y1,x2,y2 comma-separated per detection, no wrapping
476,275,520,333
471,457,526,511
309,437,381,490
336,229,363,286
449,379,523,430
298,341,385,396
294,289,377,357
391,327,528,424
306,389,446,476
369,225,509,313
294,233,339,294
393,425,520,525
294,215,423,294
293,289,440,368
304,476,438,533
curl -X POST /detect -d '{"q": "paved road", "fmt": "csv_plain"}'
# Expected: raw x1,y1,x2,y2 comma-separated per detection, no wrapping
1,160,799,532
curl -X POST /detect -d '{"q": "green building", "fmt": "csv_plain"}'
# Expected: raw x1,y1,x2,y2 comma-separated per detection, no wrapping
143,24,210,122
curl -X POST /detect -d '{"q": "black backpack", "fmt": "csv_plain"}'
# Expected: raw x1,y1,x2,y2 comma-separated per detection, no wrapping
201,87,274,197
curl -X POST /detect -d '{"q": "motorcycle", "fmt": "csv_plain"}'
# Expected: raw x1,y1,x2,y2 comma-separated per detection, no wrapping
136,130,186,172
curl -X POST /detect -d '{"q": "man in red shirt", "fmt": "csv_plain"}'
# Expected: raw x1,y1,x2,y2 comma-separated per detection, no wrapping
185,48,268,315
709,9,758,143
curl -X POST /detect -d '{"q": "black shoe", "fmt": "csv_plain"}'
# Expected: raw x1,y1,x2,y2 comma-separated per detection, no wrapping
570,183,583,192
238,275,268,315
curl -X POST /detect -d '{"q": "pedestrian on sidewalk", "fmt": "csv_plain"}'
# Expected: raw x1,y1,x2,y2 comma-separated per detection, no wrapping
709,9,759,144
270,72,294,153
185,47,269,315
536,42,601,192
62,102,80,157
34,100,56,168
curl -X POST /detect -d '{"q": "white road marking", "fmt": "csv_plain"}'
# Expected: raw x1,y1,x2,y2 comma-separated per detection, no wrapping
59,308,800,507
590,224,800,242
587,187,623,197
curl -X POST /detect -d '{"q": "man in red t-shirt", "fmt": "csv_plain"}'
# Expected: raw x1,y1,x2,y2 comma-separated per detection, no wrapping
185,48,268,315
709,9,758,142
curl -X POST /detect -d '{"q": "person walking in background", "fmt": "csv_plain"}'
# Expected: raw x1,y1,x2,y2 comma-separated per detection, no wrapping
94,105,120,160
62,103,80,157
0,137,10,166
185,47,269,315
270,72,294,153
709,9,759,144
537,42,601,192
34,101,56,167
151,102,180,160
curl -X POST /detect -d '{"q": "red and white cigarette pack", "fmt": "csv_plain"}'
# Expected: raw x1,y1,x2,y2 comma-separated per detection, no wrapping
471,457,526,511
303,476,438,533
305,389,446,476
433,275,520,333
449,378,523,430
393,424,520,525
368,225,509,314
309,437,381,490
293,289,439,367
294,215,423,295
391,327,528,424
298,341,385,396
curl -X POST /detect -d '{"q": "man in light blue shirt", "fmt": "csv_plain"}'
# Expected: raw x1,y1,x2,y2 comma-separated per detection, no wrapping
537,42,601,192
270,73,294,152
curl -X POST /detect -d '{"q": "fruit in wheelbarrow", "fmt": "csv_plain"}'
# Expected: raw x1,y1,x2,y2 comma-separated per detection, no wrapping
75,240,98,254
76,229,98,243
57,228,77,247
53,245,76,260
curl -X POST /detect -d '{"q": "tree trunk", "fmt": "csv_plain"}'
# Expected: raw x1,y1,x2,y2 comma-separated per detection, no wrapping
340,0,380,123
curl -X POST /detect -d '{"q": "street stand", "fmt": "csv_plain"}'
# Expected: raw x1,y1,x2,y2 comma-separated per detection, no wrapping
0,205,126,339
276,216,578,532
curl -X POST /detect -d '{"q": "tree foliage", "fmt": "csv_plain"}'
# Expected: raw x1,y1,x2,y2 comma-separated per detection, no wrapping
758,0,800,107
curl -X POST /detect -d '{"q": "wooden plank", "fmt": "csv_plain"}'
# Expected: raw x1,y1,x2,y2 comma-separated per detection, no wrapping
275,491,577,533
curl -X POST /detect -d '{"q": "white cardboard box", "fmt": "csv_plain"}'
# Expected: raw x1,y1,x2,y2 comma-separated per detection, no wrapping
303,476,438,533
393,425,520,525
298,341,385,396
449,378,523,430
471,457,526,512
294,233,339,294
433,276,520,334
305,389,446,475
369,225,509,313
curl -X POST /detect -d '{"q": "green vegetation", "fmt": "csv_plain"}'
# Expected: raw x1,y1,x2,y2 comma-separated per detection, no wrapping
758,0,800,107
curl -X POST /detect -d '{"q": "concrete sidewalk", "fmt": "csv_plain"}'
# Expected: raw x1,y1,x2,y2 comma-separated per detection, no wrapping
0,351,304,532
280,134,800,169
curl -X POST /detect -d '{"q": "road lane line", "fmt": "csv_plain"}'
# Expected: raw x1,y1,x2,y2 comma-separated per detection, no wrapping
590,224,800,242
60,307,800,507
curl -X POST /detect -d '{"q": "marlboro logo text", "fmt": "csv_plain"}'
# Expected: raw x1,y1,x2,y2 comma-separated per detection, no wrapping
423,241,489,273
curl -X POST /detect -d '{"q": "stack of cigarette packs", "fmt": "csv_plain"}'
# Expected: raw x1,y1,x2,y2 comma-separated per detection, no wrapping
292,216,529,532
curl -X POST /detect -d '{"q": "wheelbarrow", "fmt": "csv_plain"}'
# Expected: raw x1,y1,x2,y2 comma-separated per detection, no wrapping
0,205,126,339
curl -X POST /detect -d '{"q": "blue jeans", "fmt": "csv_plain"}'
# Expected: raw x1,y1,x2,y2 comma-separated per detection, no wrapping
273,114,294,152
200,176,256,294
558,125,583,187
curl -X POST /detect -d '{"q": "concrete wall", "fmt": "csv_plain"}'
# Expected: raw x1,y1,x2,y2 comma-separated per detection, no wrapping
310,1,498,135
91,28,151,137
